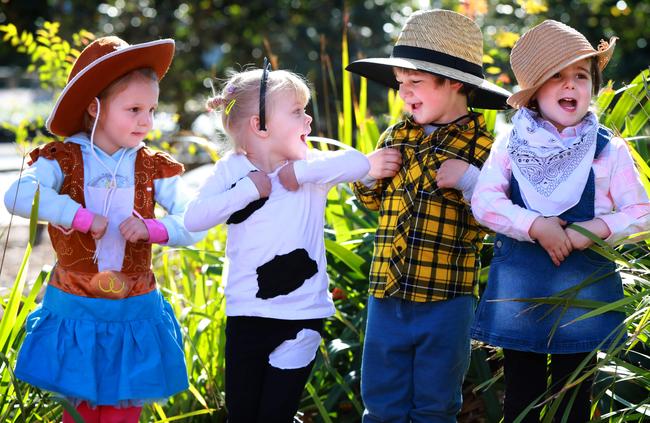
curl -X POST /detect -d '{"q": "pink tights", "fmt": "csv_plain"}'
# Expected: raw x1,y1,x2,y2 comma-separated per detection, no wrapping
62,402,142,423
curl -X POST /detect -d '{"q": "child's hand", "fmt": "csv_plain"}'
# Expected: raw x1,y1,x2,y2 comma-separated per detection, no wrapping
248,170,272,198
367,148,402,180
529,216,573,266
565,218,611,251
278,163,300,191
436,159,469,189
119,216,150,243
90,214,108,240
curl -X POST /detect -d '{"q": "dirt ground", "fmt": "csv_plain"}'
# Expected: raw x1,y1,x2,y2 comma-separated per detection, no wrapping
0,222,55,290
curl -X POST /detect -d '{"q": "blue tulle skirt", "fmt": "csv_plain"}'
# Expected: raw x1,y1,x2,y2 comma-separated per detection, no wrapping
15,285,188,406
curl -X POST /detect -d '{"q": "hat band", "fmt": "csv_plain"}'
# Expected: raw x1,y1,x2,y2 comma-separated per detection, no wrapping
392,45,484,79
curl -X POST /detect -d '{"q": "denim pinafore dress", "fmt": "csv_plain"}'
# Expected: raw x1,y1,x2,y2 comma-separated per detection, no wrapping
471,127,625,354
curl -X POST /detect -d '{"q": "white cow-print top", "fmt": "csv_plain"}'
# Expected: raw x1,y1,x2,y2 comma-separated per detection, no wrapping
185,148,369,319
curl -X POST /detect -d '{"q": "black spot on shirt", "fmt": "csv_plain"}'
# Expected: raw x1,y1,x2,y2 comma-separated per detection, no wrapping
256,248,318,299
226,176,268,224
227,197,269,224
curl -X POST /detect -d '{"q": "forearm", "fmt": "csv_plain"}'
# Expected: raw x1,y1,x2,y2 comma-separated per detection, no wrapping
294,149,370,186
3,161,80,226
184,176,260,232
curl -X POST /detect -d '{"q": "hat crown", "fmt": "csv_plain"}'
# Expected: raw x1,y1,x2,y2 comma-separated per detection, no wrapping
69,36,129,83
395,9,483,66
510,20,596,90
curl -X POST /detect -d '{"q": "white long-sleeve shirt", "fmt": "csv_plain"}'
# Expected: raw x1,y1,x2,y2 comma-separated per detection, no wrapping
185,148,370,319
471,133,650,245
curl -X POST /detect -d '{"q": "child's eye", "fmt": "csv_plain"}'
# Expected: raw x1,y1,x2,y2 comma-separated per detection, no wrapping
130,107,140,112
551,73,561,79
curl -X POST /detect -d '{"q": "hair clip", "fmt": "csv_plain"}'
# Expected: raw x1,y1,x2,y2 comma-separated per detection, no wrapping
226,85,236,94
225,99,236,115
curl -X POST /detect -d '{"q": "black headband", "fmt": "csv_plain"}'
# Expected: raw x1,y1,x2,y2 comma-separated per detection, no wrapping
392,45,484,79
259,57,271,131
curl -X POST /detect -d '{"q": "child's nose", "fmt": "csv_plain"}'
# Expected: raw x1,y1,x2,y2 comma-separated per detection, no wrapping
563,77,575,89
140,112,153,127
399,84,412,98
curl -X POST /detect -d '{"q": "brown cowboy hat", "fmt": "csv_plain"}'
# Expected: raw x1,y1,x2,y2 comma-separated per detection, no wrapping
46,36,175,137
507,20,617,109
346,9,511,110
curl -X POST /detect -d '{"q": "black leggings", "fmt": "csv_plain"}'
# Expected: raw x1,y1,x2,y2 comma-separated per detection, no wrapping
225,316,323,423
502,349,594,423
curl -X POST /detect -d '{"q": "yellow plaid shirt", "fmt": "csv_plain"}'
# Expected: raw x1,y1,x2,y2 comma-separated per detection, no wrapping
353,113,493,302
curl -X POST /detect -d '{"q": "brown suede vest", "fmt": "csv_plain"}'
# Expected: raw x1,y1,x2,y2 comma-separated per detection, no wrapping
29,141,184,298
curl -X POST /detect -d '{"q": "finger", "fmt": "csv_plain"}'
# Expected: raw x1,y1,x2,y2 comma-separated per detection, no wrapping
119,217,135,231
385,164,401,173
565,238,574,252
549,251,560,267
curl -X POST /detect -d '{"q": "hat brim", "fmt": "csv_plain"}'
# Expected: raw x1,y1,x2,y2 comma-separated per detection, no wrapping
346,57,512,110
507,40,616,109
46,39,175,137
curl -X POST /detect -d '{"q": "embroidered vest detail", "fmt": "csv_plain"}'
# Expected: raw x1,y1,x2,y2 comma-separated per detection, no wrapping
29,142,184,297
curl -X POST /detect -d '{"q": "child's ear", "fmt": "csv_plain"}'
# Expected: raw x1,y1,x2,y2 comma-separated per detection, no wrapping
86,98,99,119
449,80,464,92
250,115,270,138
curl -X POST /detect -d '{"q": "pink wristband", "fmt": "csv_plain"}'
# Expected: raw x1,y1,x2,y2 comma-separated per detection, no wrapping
71,207,94,233
143,219,169,244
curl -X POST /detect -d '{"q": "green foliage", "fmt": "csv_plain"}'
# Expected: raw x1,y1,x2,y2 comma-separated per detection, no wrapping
0,21,94,152
0,21,93,91
0,10,649,423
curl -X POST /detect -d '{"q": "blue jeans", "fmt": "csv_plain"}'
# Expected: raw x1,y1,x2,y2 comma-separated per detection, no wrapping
361,295,475,423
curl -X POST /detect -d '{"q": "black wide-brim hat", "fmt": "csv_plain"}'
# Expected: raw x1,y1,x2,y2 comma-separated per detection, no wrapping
346,9,511,110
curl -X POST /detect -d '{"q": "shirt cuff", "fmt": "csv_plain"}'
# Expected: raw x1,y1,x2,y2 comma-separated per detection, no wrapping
517,210,541,242
359,174,377,189
599,213,626,244
143,219,169,244
456,164,480,201
292,160,307,185
240,174,264,199
71,207,94,233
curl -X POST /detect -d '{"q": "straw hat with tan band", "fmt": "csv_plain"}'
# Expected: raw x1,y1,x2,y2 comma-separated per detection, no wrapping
346,9,511,110
507,20,617,109
46,36,175,137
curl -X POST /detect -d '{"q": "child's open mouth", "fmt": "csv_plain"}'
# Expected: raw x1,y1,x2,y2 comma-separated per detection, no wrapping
558,98,577,111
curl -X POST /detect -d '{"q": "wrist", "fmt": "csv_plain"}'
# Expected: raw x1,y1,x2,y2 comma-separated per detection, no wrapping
591,218,611,239
528,216,543,240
